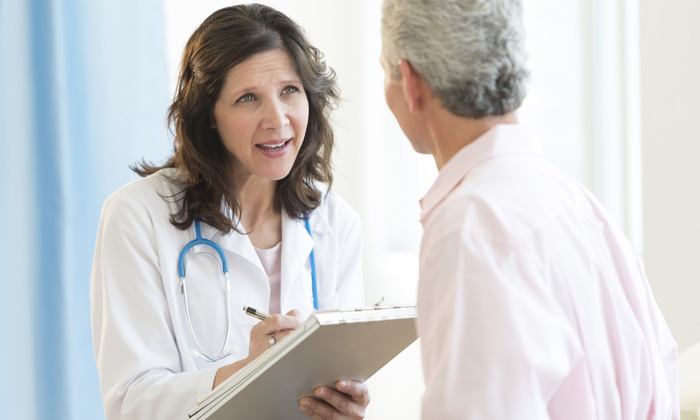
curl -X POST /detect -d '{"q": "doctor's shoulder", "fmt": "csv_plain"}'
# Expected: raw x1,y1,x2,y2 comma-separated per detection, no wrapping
99,169,182,232
312,188,362,240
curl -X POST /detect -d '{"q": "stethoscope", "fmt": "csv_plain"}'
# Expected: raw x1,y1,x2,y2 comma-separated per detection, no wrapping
178,218,318,362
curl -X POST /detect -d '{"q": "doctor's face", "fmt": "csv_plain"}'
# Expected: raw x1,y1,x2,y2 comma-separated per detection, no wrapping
213,49,309,184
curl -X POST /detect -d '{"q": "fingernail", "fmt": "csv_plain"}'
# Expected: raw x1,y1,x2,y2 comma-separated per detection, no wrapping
316,387,327,397
339,380,347,389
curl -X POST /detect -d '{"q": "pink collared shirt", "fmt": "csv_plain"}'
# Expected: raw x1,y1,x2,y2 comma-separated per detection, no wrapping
254,241,283,314
418,124,679,419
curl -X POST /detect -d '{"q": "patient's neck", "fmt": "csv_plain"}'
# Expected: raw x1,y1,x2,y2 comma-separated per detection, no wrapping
429,111,519,170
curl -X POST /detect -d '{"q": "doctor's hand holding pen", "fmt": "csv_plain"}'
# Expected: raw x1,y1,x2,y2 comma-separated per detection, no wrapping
212,309,303,388
247,309,303,363
213,308,370,420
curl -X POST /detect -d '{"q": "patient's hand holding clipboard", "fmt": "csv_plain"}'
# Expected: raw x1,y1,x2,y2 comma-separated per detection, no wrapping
188,305,418,420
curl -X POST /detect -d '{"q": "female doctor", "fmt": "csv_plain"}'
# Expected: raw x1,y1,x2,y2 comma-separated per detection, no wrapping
90,4,369,420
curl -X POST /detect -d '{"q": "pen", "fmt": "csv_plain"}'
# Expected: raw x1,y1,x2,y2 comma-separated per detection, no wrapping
243,306,270,321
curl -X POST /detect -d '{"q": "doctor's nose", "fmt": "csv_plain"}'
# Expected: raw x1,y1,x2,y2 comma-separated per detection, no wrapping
261,100,290,131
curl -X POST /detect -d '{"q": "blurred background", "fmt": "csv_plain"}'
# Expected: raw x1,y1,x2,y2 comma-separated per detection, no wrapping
1,0,698,418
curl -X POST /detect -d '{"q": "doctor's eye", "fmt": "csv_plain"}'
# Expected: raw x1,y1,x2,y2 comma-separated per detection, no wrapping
236,93,256,103
281,86,299,95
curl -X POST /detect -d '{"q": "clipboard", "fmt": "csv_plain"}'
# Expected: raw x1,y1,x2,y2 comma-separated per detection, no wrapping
188,305,418,420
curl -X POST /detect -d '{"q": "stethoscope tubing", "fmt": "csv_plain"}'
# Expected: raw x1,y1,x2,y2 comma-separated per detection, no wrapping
305,217,319,310
178,220,229,278
179,217,317,362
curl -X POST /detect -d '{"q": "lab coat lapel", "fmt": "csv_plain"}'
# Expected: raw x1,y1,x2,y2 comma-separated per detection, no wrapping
192,221,271,311
193,221,265,277
279,210,333,315
279,212,315,314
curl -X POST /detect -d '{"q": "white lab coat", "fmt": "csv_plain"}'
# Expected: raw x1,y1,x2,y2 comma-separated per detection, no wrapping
90,168,364,420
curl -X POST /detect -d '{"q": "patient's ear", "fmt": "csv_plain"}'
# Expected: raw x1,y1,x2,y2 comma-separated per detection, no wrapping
398,59,425,113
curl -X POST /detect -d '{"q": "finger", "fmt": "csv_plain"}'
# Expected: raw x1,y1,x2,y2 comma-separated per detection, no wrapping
299,397,344,420
286,309,303,319
336,380,370,405
255,314,303,336
272,329,294,343
247,317,295,359
249,314,301,351
246,332,275,360
298,397,321,420
314,386,365,418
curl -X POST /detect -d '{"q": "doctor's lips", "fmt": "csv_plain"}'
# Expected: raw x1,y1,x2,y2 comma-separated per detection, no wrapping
256,138,292,152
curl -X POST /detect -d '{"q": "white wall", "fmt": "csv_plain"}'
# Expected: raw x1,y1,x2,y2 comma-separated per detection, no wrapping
640,0,700,353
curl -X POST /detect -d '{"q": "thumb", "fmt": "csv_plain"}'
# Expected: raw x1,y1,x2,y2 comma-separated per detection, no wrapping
286,309,303,320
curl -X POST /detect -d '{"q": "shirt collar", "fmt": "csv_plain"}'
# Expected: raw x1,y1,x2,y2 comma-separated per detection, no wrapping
419,124,544,223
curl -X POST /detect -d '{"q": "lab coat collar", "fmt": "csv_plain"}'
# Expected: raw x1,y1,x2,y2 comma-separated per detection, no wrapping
303,198,333,236
190,204,332,317
279,205,332,314
194,218,263,274
420,124,544,223
279,211,314,314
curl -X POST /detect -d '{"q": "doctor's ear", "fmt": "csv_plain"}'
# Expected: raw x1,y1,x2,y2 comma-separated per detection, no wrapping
397,59,426,113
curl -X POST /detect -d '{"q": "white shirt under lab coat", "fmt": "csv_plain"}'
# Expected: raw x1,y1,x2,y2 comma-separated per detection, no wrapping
418,125,678,419
91,168,364,419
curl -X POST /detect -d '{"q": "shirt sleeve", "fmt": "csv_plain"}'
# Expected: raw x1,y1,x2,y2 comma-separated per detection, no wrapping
637,259,680,420
91,191,217,420
417,226,592,420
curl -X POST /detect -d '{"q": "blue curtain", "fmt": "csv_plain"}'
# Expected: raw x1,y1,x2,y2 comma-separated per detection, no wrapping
0,0,171,418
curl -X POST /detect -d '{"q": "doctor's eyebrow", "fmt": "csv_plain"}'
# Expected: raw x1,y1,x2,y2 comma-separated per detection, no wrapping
279,79,302,86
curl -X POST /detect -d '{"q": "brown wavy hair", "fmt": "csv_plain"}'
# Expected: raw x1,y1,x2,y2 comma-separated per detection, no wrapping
133,4,339,233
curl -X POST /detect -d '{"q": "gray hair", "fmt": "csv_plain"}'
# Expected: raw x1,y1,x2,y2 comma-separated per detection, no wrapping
381,0,529,118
